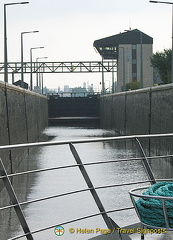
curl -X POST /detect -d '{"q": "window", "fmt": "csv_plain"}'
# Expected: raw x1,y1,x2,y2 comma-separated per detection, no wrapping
132,44,137,80
132,59,137,64
132,45,136,49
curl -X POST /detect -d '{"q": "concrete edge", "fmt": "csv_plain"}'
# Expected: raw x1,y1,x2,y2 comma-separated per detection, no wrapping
0,80,47,99
100,83,173,98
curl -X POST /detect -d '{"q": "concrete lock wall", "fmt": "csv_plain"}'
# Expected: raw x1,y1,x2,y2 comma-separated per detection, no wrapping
0,81,48,174
100,84,173,154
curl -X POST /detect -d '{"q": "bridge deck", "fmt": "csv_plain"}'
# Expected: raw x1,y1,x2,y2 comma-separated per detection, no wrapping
0,61,117,73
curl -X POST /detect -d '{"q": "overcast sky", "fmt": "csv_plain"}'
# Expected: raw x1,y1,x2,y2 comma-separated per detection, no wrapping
0,0,172,90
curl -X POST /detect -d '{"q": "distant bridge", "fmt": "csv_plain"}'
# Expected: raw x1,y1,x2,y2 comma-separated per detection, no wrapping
0,61,117,74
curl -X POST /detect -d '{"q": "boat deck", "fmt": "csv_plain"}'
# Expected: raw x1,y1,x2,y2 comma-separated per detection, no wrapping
90,231,173,240
89,223,173,240
131,232,173,240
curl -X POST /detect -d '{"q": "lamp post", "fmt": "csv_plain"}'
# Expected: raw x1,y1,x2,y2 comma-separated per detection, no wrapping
150,0,173,83
30,47,44,90
4,1,29,83
21,31,39,88
94,47,106,94
101,55,105,94
105,79,111,93
36,57,48,93
112,58,115,93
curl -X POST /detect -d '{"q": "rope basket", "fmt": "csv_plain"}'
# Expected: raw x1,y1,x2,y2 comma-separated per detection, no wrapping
129,182,173,229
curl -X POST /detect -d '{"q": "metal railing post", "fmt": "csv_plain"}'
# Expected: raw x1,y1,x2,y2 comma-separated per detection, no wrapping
0,158,33,240
69,143,132,240
135,138,156,184
162,199,170,228
69,143,115,229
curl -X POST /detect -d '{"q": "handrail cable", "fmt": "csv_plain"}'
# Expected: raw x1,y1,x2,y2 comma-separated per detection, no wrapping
0,132,172,151
0,179,155,211
0,153,172,180
1,178,172,212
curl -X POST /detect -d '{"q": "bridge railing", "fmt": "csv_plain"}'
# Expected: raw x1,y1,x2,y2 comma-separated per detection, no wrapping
46,91,112,98
47,91,101,98
0,61,117,74
0,133,173,239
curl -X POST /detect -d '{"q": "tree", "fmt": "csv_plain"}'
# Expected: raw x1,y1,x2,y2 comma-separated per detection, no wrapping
150,49,171,84
125,81,140,91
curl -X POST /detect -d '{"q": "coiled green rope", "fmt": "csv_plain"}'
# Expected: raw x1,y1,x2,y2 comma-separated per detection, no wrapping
136,182,173,228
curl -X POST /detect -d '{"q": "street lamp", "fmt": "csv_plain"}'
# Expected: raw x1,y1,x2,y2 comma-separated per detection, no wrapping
95,49,105,94
105,80,111,93
30,47,44,90
101,55,105,94
150,0,173,83
112,58,115,93
21,31,39,88
36,57,48,93
4,1,29,83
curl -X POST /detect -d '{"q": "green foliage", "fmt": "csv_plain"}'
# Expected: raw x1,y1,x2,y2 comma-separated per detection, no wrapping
125,81,140,91
150,49,171,84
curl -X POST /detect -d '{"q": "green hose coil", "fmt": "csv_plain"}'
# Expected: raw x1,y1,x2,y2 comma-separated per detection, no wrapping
136,182,173,228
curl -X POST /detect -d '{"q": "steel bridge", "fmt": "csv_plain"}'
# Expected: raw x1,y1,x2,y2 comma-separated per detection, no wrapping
0,61,117,74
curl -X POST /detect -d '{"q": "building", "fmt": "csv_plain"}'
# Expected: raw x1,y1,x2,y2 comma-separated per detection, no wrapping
64,85,70,92
93,29,153,92
13,80,29,89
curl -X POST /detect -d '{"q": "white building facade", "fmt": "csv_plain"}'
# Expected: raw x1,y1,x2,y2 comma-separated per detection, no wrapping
94,29,153,92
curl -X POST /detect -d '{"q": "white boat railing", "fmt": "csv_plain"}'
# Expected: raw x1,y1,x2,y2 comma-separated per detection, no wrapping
0,133,173,240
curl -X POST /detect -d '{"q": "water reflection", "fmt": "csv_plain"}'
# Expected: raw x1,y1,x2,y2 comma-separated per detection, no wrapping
0,126,172,240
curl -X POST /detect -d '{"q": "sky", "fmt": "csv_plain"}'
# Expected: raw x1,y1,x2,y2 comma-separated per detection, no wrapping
0,0,172,90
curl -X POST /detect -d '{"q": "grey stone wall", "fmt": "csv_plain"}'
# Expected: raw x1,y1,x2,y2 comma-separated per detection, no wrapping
100,84,173,154
0,81,48,173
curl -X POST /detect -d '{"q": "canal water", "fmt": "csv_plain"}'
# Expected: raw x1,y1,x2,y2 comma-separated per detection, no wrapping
0,126,172,240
